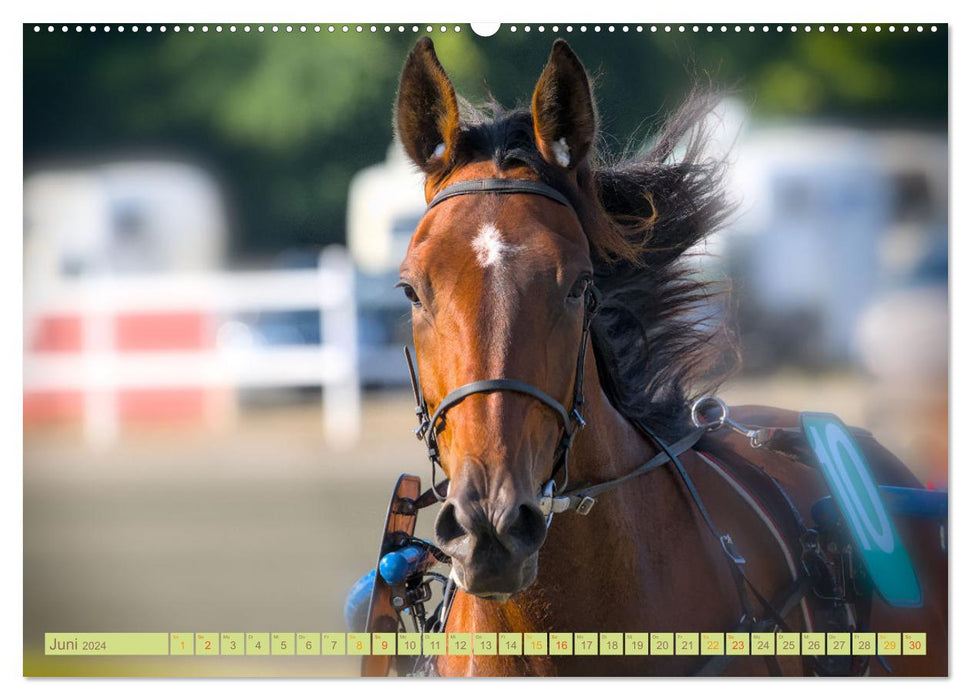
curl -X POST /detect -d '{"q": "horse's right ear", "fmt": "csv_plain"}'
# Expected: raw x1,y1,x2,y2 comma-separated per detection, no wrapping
395,38,460,173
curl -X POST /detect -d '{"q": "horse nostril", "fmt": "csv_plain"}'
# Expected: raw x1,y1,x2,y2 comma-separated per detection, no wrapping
434,501,466,547
436,497,546,562
502,503,548,553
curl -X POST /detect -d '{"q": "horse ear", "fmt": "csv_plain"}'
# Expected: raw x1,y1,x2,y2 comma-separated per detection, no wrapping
531,39,597,170
395,37,461,172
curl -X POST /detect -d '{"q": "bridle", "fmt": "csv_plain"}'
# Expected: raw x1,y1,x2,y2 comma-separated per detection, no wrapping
404,178,601,519
403,177,716,526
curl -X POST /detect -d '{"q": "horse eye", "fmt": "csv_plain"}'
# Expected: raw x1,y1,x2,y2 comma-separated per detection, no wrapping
396,282,422,307
567,276,591,300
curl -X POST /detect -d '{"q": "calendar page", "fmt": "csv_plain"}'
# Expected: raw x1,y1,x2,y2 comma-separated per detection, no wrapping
22,15,948,680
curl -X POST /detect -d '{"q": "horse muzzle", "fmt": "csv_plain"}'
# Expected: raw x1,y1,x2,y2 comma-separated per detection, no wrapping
434,492,547,598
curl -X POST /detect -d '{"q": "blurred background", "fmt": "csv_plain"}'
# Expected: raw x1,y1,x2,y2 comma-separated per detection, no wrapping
23,24,947,676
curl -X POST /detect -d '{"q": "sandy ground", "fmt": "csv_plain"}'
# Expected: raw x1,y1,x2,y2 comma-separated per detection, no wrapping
23,374,946,677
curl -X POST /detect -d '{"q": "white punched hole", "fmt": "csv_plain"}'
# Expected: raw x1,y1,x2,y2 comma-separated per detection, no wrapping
471,23,501,37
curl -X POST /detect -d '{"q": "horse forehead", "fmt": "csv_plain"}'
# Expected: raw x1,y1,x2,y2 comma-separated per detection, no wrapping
465,200,578,255
408,185,588,279
416,207,564,271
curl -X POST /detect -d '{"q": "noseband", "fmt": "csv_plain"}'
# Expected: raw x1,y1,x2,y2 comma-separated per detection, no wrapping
404,178,600,510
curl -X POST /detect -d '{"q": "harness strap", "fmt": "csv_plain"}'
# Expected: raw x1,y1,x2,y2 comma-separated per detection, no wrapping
693,576,811,676
430,380,572,431
426,178,576,214
633,419,820,660
635,421,740,556
544,283,600,493
699,436,850,626
412,426,707,516
540,426,707,515
635,420,754,618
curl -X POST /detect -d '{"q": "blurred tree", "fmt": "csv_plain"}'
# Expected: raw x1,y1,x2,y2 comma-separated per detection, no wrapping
23,25,946,259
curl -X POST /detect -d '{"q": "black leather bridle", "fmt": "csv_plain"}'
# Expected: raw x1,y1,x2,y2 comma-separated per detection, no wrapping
404,178,600,510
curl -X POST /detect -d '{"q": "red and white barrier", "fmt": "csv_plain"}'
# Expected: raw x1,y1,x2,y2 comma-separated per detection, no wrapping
24,248,360,447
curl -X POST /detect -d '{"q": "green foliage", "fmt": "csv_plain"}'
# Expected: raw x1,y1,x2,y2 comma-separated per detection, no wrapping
23,26,946,257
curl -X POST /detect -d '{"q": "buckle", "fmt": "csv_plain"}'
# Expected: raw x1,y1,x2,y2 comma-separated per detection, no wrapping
571,409,587,431
414,418,430,441
575,496,596,516
720,534,747,565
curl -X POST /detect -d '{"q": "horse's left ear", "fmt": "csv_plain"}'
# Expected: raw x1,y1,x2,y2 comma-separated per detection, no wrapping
531,39,597,170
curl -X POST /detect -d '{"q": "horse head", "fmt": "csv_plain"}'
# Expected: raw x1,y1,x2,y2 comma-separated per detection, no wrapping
395,38,599,599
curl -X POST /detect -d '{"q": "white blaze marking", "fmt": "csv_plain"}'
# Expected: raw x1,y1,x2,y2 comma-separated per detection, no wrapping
470,223,521,351
471,223,520,268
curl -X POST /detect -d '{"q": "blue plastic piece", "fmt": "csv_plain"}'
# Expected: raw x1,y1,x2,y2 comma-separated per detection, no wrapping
812,486,948,529
344,569,375,632
879,486,947,520
379,545,426,585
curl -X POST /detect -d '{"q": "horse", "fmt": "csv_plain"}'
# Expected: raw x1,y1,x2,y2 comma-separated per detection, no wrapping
391,37,947,676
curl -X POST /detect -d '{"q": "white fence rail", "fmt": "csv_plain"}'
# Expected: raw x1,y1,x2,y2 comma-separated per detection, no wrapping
24,248,360,447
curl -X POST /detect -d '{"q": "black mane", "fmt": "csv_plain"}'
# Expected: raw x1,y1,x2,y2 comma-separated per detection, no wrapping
452,95,737,440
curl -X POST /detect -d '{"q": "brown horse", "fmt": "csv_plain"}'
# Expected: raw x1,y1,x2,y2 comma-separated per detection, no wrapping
393,37,947,676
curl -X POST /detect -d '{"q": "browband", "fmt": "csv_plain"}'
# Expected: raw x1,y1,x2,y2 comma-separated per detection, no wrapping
426,178,576,214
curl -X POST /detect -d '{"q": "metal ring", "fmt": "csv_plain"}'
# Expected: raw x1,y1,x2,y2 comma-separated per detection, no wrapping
690,395,729,431
542,480,556,528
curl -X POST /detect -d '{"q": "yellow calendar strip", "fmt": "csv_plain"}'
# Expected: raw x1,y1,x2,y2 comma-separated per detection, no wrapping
44,632,929,656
